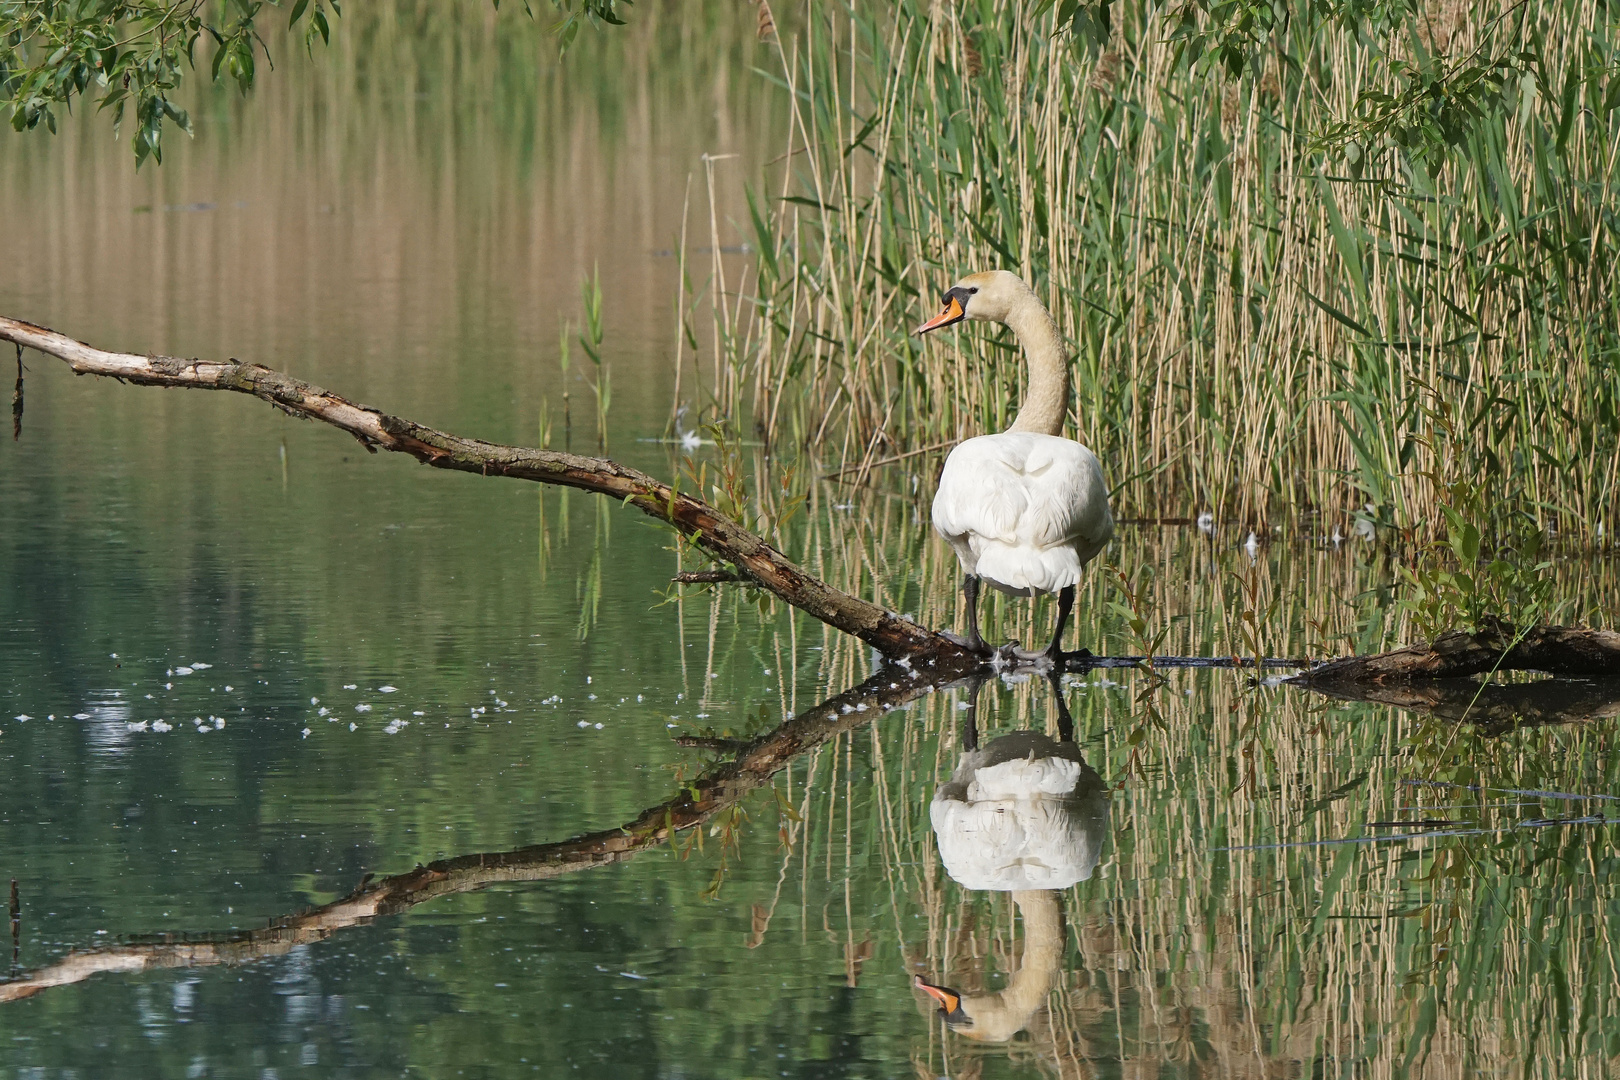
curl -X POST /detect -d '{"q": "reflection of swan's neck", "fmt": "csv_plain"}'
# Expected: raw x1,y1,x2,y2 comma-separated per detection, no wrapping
957,890,1064,1042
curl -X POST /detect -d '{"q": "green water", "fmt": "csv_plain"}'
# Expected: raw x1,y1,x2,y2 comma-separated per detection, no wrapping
5,6,1620,1077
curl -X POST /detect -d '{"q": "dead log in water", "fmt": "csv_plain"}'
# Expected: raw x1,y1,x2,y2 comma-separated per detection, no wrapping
1290,618,1620,688
8,316,1615,688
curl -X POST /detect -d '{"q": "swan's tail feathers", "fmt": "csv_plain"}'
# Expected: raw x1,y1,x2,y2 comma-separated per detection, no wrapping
973,544,1084,597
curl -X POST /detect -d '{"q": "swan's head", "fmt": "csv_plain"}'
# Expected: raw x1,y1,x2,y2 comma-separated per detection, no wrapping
914,976,975,1030
914,975,1029,1042
914,270,1032,334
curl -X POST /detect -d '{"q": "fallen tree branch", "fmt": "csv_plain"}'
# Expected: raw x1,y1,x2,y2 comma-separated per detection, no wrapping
0,316,974,668
673,569,745,585
1290,617,1620,688
0,664,954,1003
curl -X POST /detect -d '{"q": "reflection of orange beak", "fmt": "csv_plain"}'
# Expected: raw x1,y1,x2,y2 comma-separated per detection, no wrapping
914,975,961,1014
914,295,965,335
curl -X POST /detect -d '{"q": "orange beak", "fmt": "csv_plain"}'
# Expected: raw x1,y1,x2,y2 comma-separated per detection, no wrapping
914,975,961,1014
914,295,965,335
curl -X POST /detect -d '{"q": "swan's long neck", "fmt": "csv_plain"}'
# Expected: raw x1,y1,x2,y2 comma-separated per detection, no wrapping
957,890,1064,1042
1004,296,1069,437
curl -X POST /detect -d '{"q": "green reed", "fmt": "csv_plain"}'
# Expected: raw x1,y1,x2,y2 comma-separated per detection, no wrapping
717,0,1620,538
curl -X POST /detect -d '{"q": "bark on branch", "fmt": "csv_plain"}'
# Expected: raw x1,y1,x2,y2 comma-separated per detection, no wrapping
0,316,974,668
1290,617,1620,689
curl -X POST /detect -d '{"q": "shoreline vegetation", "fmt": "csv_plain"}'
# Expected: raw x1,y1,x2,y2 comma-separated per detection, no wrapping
693,0,1619,541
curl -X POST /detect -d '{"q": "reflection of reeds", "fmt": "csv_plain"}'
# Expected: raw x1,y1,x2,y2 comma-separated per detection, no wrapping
720,0,1620,536
0,0,783,435
758,642,1620,1078
706,485,1620,1078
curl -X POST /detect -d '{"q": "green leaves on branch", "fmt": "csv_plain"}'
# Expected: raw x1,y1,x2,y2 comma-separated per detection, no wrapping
1396,480,1559,638
1164,0,1596,169
1,0,631,165
1035,0,1114,51
535,0,631,52
0,0,339,166
1313,47,1542,172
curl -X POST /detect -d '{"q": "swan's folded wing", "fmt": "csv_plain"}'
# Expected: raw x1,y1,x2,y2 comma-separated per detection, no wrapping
932,439,1033,544
999,438,1113,550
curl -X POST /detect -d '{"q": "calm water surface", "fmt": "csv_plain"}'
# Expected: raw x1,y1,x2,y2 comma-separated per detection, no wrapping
4,7,1620,1077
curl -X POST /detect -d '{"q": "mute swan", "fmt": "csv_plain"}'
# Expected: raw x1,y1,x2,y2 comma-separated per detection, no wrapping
916,706,1110,1042
916,271,1114,660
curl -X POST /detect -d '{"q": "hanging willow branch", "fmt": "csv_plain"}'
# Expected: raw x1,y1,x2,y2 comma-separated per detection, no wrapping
0,315,975,668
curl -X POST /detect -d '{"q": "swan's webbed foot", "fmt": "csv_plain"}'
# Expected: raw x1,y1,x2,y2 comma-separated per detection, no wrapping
941,629,993,656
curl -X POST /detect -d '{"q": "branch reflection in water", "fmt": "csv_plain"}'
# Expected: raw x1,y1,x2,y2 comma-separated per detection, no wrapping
0,663,955,1004
915,677,1109,1045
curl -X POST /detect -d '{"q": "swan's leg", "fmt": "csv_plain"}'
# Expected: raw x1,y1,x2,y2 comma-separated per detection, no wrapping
1042,585,1076,660
961,676,986,750
941,575,992,655
1046,671,1075,743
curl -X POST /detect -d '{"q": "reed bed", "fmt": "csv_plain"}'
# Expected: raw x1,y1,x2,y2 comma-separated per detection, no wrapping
704,0,1620,536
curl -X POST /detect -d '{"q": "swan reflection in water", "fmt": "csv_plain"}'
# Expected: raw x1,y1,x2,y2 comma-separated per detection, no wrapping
915,676,1110,1043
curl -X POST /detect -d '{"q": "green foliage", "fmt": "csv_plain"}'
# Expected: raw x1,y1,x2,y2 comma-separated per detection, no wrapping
1169,0,1559,168
1396,479,1558,637
578,266,611,449
0,0,632,164
539,0,630,52
0,0,339,165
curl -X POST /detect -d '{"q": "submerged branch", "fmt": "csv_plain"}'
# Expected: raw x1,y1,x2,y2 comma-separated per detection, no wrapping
0,316,972,668
0,665,956,1004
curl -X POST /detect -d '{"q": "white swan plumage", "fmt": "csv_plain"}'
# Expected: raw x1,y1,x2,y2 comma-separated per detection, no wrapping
916,729,1109,1042
917,270,1114,658
929,730,1108,892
